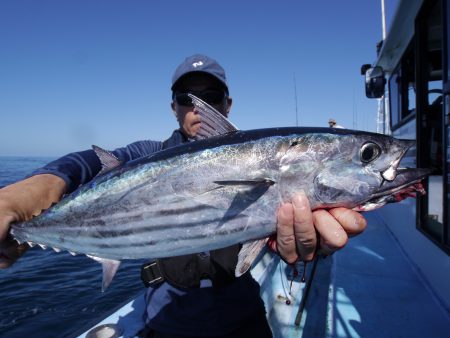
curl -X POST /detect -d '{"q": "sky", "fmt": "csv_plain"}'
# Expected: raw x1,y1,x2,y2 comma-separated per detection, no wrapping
0,0,399,157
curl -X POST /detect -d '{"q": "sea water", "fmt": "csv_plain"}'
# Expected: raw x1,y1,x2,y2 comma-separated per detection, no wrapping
0,156,145,337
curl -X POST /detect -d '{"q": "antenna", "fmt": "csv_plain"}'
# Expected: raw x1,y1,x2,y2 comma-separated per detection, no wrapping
378,0,387,134
381,0,387,40
352,88,358,129
293,72,299,126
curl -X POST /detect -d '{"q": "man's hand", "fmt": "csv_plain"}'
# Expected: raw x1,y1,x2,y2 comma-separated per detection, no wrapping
0,237,30,268
0,197,29,268
0,174,66,268
273,193,367,263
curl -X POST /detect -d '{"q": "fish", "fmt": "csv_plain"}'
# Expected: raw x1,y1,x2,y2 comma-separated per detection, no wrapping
9,95,430,290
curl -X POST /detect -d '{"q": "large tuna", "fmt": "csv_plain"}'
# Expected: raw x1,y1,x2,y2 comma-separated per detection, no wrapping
10,95,429,289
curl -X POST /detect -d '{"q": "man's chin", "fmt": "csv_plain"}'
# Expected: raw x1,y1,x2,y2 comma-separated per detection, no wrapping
190,123,202,137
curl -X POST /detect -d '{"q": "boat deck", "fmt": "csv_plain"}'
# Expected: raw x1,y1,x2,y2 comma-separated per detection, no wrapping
297,210,450,338
79,210,450,338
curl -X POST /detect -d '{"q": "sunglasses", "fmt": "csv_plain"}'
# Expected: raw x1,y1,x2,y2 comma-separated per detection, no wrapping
174,90,227,107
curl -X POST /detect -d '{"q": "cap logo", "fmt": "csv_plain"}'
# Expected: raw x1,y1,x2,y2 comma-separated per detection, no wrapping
192,61,204,68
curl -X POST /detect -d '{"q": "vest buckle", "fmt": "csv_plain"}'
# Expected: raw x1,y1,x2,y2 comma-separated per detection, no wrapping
141,261,164,287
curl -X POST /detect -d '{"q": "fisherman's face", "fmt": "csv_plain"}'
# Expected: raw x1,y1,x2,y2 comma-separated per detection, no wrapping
171,73,232,138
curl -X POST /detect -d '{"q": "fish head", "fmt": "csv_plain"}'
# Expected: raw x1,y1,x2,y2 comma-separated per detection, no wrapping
280,132,428,209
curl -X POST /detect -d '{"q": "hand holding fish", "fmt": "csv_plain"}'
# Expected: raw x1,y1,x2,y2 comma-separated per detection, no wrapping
274,193,367,263
0,233,29,268
0,174,66,268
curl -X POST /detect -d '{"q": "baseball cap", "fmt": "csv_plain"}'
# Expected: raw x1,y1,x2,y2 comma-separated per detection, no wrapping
171,54,228,93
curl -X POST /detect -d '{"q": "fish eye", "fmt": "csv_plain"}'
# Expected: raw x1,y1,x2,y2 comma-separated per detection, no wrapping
360,142,381,163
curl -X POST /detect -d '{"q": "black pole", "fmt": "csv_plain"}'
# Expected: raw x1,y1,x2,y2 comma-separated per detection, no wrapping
294,257,319,326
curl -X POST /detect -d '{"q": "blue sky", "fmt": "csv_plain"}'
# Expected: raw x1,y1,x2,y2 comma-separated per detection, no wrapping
0,0,398,157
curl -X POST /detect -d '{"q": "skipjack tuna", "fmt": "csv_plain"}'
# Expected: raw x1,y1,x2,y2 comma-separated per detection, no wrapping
10,95,429,289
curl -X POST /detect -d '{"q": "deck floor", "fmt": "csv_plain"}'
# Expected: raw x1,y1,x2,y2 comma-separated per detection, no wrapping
301,210,450,338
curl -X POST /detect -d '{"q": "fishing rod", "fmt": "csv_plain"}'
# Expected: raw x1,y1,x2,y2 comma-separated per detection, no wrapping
294,256,319,326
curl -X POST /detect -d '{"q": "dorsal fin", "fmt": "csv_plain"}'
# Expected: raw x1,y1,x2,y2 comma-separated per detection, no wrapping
92,145,122,175
188,94,238,140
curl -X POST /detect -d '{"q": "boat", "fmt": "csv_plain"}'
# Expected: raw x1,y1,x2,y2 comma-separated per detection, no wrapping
362,0,450,319
78,0,450,336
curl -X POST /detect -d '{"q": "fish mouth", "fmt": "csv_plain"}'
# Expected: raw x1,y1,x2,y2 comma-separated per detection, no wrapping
375,168,430,196
381,139,415,181
354,168,431,211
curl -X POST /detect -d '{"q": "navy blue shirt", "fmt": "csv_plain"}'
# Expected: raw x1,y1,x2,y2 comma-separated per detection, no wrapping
31,129,266,336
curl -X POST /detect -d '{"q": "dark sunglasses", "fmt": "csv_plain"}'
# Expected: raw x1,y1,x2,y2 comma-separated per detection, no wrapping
174,90,226,107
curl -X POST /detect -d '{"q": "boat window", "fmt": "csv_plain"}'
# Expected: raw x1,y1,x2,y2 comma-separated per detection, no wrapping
447,0,450,81
445,0,450,249
405,54,417,118
389,45,416,130
422,1,443,175
389,71,400,126
416,0,447,250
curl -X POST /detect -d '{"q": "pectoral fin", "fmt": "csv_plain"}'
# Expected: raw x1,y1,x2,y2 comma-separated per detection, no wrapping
214,179,275,186
215,179,275,227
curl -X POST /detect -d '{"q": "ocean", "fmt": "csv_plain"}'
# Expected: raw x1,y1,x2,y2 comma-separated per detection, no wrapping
0,156,146,337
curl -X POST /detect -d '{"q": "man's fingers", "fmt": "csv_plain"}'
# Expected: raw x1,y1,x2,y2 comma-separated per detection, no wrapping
0,237,29,268
329,208,367,236
0,212,16,241
276,203,298,264
0,213,27,268
312,210,349,256
276,196,365,262
292,194,316,261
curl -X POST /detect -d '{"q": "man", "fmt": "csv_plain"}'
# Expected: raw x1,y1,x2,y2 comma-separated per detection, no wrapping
328,118,344,129
0,54,366,337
